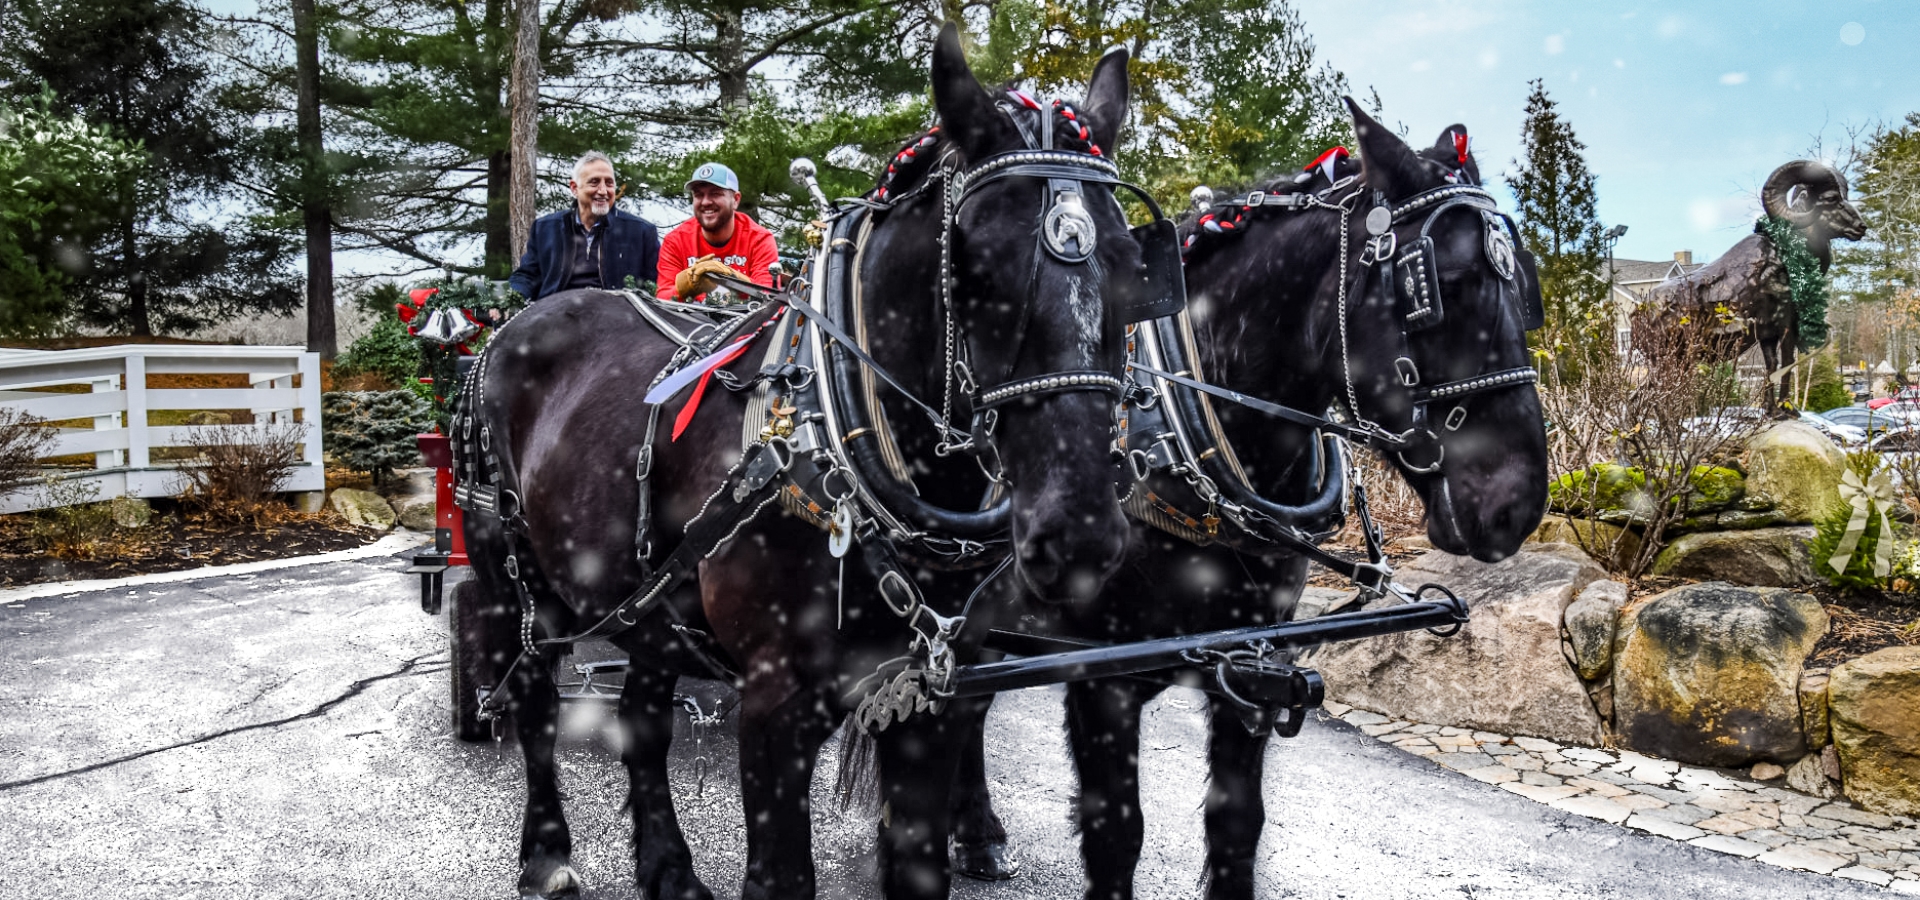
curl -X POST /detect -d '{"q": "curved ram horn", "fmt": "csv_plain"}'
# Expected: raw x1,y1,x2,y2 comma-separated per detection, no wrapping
1761,159,1843,227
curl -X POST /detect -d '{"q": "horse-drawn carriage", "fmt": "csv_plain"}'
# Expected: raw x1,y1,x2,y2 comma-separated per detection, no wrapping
400,24,1549,900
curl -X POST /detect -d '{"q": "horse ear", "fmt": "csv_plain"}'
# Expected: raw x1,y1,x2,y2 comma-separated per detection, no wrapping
1080,45,1130,155
1432,125,1482,185
931,22,1008,160
1345,96,1429,201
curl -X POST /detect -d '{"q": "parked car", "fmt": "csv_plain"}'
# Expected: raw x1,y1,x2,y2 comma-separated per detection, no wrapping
1678,406,1768,439
1816,405,1906,438
1872,424,1920,453
1798,411,1867,446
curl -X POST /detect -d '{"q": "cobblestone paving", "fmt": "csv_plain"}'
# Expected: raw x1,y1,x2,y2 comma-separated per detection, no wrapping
1325,702,1920,892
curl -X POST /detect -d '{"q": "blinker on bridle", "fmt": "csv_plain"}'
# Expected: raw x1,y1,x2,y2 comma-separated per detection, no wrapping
1346,183,1541,472
921,92,1186,472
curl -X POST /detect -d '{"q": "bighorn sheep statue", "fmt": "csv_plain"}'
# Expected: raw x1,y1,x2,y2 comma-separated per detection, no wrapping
1634,160,1867,410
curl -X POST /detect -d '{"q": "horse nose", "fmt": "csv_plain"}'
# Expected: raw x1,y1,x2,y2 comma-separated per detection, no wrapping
1017,521,1125,605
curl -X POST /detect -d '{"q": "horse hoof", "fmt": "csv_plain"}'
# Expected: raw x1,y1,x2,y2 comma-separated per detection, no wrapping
952,841,1019,881
517,857,581,899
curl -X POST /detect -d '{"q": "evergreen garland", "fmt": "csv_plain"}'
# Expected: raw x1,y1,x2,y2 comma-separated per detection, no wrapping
1756,215,1831,350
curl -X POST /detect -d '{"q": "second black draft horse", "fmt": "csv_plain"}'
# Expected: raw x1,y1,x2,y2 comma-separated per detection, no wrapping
951,100,1551,899
458,25,1143,900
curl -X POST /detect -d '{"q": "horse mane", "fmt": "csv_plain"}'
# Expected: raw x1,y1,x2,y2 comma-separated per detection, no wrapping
1178,148,1359,262
870,83,1103,202
1179,130,1485,262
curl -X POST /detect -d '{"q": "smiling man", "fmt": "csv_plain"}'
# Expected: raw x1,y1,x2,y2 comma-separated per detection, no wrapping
509,151,660,302
656,161,779,302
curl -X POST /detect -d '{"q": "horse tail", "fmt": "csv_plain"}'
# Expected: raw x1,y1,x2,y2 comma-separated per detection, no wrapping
833,715,880,815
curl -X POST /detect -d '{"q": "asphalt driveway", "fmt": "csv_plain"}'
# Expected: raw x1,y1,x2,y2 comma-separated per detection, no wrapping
0,551,1883,899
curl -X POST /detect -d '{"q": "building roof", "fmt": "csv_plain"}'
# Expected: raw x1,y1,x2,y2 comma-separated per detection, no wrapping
1611,257,1706,286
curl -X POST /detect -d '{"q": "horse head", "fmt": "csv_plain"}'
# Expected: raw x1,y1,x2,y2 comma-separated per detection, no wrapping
1763,159,1867,268
859,24,1141,603
1339,100,1549,561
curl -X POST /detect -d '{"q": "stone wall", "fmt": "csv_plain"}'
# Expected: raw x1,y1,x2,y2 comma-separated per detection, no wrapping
1304,542,1920,817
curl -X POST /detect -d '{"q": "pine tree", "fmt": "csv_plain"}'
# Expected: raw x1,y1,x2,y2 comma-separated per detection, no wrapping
1508,79,1612,382
0,0,301,336
1833,114,1920,330
0,91,144,336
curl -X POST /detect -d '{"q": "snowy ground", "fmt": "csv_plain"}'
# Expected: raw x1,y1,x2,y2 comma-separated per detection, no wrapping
0,549,1884,899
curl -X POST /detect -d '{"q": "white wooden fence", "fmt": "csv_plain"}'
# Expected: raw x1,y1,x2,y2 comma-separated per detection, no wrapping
0,345,324,514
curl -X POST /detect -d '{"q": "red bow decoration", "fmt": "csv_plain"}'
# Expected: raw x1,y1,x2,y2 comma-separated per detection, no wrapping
1306,146,1349,183
1451,130,1471,165
398,287,439,333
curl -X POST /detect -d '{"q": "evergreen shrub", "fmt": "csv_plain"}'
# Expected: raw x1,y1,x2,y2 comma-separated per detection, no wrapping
321,391,430,487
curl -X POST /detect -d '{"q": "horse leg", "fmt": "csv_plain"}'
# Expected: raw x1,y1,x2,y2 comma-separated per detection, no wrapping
1066,678,1155,900
873,694,995,898
619,661,711,900
736,680,837,900
948,700,1017,881
509,648,580,899
1200,698,1272,900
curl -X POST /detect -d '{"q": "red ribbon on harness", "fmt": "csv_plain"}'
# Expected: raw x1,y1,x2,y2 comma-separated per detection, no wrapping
659,309,785,441
671,341,755,440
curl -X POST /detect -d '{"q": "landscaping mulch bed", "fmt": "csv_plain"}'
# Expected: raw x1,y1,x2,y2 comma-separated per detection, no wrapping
1806,586,1920,668
0,507,386,588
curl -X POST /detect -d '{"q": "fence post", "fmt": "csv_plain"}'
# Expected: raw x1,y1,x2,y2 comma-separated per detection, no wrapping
294,351,325,512
124,353,150,471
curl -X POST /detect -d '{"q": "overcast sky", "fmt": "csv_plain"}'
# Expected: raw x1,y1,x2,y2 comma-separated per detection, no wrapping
1293,0,1919,264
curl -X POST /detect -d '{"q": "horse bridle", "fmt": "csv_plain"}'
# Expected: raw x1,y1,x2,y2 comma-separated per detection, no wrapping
921,95,1183,474
1334,183,1541,473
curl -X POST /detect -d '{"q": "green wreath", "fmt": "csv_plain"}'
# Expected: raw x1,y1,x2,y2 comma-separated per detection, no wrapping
1756,215,1831,350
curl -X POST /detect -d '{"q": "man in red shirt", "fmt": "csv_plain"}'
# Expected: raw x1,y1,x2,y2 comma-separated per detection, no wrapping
656,161,780,302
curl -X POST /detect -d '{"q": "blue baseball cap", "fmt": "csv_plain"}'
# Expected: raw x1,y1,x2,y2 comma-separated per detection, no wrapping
685,162,740,194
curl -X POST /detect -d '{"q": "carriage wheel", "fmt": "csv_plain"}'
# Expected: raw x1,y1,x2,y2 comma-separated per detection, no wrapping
448,577,501,742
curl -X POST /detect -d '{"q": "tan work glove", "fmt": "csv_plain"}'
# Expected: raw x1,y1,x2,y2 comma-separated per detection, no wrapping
674,255,739,300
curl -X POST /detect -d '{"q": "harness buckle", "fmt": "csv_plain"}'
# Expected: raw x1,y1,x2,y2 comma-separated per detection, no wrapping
1394,357,1420,387
1444,405,1469,432
1363,231,1397,265
1246,190,1265,207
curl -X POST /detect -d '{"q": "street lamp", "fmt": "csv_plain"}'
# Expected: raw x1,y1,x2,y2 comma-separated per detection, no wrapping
1602,223,1628,286
1602,224,1628,355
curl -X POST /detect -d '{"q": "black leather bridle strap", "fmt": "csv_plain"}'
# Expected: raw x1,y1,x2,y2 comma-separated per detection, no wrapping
1128,359,1409,449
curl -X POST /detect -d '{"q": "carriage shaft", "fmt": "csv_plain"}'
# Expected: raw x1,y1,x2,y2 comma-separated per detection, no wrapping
947,599,1465,698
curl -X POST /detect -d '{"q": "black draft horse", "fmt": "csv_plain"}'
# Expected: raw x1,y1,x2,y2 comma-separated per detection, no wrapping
458,25,1141,900
951,101,1551,899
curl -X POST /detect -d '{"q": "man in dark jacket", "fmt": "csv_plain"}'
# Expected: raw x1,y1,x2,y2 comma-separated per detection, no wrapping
508,151,660,301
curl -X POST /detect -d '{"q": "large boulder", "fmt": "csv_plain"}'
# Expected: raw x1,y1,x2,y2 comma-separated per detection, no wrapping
1303,543,1609,745
1829,646,1920,816
1548,463,1651,518
329,488,396,529
1612,583,1828,766
1530,514,1640,570
396,498,437,532
1564,580,1629,682
1648,526,1817,587
1742,422,1845,523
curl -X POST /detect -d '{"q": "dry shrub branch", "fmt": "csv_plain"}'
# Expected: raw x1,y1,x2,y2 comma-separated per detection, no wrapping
178,423,306,526
0,408,55,492
1542,310,1765,578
